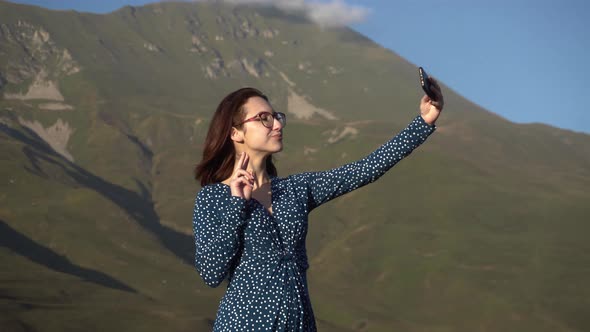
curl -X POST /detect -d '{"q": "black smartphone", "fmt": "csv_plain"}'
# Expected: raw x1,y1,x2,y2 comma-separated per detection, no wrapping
418,67,437,101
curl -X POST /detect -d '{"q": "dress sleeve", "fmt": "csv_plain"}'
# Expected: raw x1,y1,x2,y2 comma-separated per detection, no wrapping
192,185,248,287
292,115,436,211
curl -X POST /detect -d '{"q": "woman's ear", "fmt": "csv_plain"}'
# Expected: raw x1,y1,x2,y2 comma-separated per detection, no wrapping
230,127,245,143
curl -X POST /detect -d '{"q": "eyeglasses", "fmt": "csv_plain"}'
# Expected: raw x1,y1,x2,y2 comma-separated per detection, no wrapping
235,112,287,129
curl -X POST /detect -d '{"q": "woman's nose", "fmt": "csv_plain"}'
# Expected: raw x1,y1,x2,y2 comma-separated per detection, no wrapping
273,118,283,130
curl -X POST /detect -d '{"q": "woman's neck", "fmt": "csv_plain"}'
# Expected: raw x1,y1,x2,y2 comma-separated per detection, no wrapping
243,152,270,188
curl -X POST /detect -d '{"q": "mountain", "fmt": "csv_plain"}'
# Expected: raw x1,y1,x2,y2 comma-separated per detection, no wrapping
1,1,589,331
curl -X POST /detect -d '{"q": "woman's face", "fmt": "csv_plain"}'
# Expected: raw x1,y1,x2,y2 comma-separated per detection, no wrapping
235,96,284,156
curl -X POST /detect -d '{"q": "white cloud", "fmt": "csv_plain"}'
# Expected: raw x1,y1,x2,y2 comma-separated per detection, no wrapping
195,0,371,27
306,1,370,27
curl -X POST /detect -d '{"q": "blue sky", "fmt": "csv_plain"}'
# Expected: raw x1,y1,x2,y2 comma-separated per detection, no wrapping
9,0,590,134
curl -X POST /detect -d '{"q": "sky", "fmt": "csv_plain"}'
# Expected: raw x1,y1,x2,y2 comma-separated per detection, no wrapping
7,0,590,134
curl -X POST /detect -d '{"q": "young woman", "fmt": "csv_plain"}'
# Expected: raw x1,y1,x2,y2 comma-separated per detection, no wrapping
193,83,444,331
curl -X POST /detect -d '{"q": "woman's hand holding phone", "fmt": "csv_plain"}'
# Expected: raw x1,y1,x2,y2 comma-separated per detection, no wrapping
418,67,444,126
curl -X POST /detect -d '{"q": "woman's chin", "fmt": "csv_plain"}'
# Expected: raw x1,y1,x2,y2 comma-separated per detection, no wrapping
271,143,283,153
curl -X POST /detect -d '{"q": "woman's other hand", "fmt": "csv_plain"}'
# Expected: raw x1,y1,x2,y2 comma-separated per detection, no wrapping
420,77,444,126
230,152,254,200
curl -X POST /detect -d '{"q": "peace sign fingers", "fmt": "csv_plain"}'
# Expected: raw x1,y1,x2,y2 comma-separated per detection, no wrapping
230,152,254,200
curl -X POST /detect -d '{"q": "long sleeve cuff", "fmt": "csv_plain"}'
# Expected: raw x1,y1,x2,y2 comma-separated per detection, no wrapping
411,115,437,136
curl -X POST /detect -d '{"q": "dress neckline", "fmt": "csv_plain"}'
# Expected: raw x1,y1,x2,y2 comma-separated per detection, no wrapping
218,177,277,217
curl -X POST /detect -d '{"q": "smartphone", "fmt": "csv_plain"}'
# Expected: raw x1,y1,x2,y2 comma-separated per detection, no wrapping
418,67,437,101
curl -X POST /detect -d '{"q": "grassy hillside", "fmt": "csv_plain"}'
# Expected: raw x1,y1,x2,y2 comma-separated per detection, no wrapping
1,1,589,331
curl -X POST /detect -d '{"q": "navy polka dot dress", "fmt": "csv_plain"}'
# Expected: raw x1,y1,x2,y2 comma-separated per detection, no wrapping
193,116,436,331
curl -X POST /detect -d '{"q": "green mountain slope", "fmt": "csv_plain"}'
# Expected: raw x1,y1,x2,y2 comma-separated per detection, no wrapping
1,1,589,331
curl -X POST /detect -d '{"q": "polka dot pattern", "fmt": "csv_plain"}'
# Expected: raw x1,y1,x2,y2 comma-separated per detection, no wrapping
193,116,435,331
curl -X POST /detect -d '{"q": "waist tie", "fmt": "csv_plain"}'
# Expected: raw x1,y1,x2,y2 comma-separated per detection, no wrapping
277,251,303,330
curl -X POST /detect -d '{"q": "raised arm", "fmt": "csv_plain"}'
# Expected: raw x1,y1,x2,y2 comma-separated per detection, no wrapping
292,115,436,211
192,186,248,287
293,75,444,211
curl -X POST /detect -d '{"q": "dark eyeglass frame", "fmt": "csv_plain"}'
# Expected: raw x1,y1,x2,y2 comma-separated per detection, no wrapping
235,111,287,129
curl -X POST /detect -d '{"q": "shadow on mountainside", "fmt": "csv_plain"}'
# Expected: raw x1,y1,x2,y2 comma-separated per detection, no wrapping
0,219,136,293
0,122,194,266
0,316,37,332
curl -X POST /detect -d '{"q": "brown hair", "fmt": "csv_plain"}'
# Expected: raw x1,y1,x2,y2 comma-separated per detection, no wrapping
194,87,278,186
